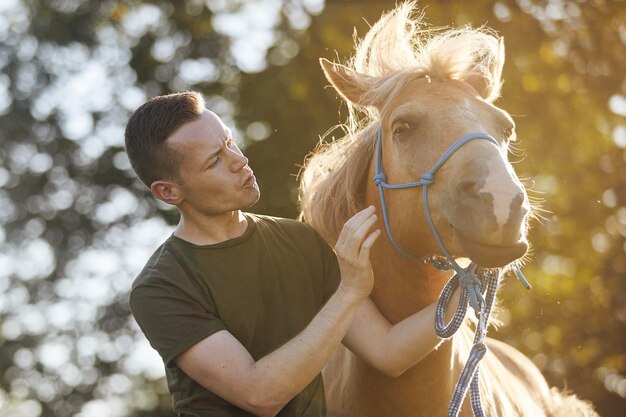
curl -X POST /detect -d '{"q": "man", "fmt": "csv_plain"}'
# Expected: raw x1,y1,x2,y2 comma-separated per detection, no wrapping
125,91,460,417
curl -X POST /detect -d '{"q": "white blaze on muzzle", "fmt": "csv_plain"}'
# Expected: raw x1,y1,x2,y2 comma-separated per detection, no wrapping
479,158,526,230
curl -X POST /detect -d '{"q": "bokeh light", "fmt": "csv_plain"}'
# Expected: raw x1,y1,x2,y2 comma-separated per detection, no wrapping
0,0,624,416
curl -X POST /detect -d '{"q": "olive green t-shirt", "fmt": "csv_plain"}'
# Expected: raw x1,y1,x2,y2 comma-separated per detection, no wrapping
129,213,341,417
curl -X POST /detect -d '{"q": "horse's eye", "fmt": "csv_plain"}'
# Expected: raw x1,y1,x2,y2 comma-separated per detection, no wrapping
393,120,412,136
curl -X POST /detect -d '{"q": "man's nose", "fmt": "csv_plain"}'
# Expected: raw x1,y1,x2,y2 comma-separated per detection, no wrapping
230,152,249,171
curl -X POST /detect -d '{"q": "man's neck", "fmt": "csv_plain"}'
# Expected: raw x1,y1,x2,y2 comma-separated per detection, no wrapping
173,210,248,245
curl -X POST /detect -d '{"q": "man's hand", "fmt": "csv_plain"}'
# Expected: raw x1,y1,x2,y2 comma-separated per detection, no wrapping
334,206,381,300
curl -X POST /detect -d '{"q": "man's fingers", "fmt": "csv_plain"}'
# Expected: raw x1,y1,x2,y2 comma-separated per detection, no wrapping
334,208,379,299
336,206,375,249
352,213,378,245
339,211,377,259
359,229,381,261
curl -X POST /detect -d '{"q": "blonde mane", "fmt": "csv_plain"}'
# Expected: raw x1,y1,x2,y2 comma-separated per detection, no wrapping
299,1,504,243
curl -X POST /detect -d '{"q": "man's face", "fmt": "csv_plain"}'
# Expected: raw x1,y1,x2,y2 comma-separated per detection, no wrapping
166,110,260,215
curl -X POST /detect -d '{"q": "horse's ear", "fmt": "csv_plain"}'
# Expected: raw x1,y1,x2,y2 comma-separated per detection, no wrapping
319,58,375,106
463,37,505,102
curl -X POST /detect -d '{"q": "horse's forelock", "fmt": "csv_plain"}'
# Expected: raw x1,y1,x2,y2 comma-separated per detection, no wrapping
348,2,503,120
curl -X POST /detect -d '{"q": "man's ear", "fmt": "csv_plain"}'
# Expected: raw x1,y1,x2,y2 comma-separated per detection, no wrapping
150,180,183,206
319,58,377,106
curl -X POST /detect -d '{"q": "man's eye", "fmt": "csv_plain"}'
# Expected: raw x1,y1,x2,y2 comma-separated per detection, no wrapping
209,157,220,168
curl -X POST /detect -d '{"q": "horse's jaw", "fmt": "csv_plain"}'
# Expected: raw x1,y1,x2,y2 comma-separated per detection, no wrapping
369,239,453,323
456,233,528,268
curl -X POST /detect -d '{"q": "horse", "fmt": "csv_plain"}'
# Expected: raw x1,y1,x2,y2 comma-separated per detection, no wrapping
299,3,598,417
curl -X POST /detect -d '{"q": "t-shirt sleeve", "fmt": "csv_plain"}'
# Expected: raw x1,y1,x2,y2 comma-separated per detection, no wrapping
129,279,226,367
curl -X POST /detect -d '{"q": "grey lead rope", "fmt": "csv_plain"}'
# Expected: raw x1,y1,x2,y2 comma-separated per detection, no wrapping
434,264,500,417
469,270,499,417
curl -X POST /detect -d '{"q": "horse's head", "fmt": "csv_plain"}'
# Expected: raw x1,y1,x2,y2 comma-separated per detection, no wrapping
319,11,529,268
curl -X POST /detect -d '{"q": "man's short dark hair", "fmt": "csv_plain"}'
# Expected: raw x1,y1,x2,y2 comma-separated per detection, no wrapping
124,91,205,187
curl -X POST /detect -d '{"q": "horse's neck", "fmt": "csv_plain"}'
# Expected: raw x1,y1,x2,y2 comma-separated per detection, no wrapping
365,162,452,322
369,238,451,323
367,232,471,410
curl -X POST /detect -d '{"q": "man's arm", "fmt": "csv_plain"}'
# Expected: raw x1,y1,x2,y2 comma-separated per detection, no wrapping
175,207,381,417
342,287,462,377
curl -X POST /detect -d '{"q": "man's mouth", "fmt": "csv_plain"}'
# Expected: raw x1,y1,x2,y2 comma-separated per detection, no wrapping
243,172,256,188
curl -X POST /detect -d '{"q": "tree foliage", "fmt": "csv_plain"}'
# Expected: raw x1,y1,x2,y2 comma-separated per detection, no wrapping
0,1,623,416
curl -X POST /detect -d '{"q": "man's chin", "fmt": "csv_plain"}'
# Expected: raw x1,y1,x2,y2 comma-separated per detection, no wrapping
244,188,261,209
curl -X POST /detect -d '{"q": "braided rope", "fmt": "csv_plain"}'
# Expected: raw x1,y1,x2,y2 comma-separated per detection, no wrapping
449,341,487,416
470,271,499,417
434,265,500,417
470,372,485,417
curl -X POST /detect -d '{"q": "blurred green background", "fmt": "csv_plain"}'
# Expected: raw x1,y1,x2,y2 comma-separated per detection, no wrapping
0,0,624,416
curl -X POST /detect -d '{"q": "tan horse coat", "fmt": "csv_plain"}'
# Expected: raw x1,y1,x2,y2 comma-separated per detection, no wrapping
300,3,598,416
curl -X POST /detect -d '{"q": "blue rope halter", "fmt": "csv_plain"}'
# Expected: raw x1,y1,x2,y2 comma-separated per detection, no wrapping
373,125,531,417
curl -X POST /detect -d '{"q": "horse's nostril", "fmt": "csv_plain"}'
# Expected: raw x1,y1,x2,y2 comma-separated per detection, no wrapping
457,180,481,198
512,192,529,217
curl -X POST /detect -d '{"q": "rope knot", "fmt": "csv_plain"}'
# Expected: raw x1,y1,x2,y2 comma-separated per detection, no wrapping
373,173,387,186
421,172,434,185
459,270,485,312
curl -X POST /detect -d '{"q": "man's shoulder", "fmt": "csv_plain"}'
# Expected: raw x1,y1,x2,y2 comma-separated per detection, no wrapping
131,236,183,291
245,213,331,257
